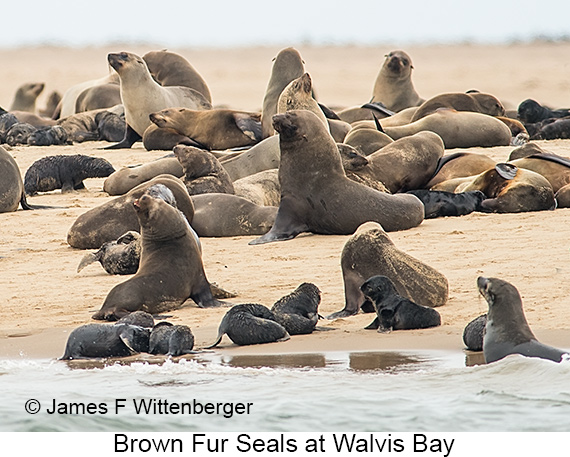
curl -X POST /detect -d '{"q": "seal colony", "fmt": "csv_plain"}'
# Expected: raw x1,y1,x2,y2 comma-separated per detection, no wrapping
2,44,570,365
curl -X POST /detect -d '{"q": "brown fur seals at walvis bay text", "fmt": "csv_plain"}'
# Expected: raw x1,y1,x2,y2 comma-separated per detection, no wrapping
105,52,212,149
92,188,224,321
478,277,568,363
329,222,448,319
360,275,441,332
249,110,424,245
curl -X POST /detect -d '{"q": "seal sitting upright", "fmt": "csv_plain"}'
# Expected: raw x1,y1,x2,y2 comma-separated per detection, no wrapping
477,276,567,363
92,188,223,320
249,110,424,244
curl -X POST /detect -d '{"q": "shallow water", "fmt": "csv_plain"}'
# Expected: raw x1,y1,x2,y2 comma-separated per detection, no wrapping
2,350,570,432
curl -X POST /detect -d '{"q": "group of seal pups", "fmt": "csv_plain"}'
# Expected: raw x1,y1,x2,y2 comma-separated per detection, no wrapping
3,46,568,365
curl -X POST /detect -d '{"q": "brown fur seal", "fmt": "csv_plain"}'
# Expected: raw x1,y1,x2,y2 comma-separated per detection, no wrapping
508,142,546,161
410,92,505,122
261,47,306,138
173,145,234,195
426,152,497,189
343,127,394,156
75,83,121,113
191,193,277,237
329,222,448,319
220,135,281,181
143,50,212,103
10,82,45,112
92,189,223,320
371,50,424,112
149,107,261,150
56,72,119,119
382,110,512,149
250,110,424,245
67,175,194,249
510,153,570,193
277,72,328,129
106,52,212,149
103,157,184,196
478,277,567,363
459,163,556,213
39,90,62,119
233,169,280,206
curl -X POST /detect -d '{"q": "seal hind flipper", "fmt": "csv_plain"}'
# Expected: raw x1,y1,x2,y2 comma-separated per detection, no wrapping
234,113,262,142
361,102,396,117
495,163,518,180
77,252,100,273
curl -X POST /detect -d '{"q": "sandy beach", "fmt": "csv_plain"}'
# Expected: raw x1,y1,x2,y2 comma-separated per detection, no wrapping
2,42,570,361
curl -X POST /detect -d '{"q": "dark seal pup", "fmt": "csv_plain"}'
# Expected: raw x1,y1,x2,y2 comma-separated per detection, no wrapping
92,189,223,321
517,98,570,124
206,304,290,348
477,276,568,363
361,275,441,332
271,283,321,335
24,154,115,195
77,231,141,275
463,314,487,352
406,189,486,218
60,323,150,360
149,322,195,356
249,110,424,244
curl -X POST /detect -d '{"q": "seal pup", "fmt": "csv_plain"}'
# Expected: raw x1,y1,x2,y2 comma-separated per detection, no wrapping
105,51,212,149
329,222,448,319
149,107,261,150
410,92,505,122
271,283,321,335
149,322,195,356
463,314,487,352
206,304,290,348
249,110,424,245
529,118,570,140
406,189,486,218
261,47,306,138
24,154,115,195
60,323,150,360
173,144,235,195
371,50,424,112
116,310,155,328
361,275,441,332
478,277,567,363
92,189,223,321
27,125,69,146
4,123,37,146
0,111,19,142
517,98,570,124
10,82,45,112
77,231,141,275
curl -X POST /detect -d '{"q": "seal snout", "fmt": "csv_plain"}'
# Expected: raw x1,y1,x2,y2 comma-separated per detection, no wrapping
272,113,298,137
107,52,128,71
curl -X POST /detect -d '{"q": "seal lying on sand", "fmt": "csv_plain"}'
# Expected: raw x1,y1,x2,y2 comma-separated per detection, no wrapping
77,231,141,275
271,283,321,335
406,189,486,218
149,322,195,356
91,187,223,320
206,304,290,348
24,154,115,195
361,275,441,332
477,277,567,363
60,323,150,360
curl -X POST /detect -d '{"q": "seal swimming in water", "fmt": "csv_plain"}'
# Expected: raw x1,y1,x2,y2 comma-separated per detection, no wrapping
360,275,441,332
77,230,142,275
24,154,115,195
206,304,290,348
149,322,195,356
249,110,424,245
91,187,223,320
60,323,150,360
271,283,321,335
477,276,567,363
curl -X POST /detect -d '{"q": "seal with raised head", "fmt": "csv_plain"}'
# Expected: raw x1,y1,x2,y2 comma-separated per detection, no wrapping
77,230,141,275
277,72,328,129
92,188,223,320
24,154,115,195
329,222,448,319
361,275,441,332
10,82,45,112
105,51,212,149
478,276,567,363
149,322,195,356
60,323,150,360
271,283,321,335
173,144,235,195
249,110,425,245
206,304,290,348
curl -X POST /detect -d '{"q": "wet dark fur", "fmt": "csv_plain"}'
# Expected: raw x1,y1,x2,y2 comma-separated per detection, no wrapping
462,314,487,351
149,321,195,356
271,283,321,335
406,189,486,218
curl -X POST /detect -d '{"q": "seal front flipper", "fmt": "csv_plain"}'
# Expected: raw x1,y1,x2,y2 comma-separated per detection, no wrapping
104,124,141,149
364,316,380,330
361,102,396,117
248,200,309,245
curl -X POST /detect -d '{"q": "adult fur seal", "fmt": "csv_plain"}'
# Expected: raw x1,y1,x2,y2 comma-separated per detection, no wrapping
10,82,45,112
277,72,328,129
60,323,150,360
370,50,424,112
106,51,212,149
510,153,570,193
24,154,115,195
361,275,441,332
329,222,448,319
92,189,223,320
149,107,261,150
271,283,321,335
249,110,424,245
206,304,290,348
478,276,567,363
149,322,195,356
425,152,497,189
77,230,141,275
261,47,306,138
410,92,505,122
